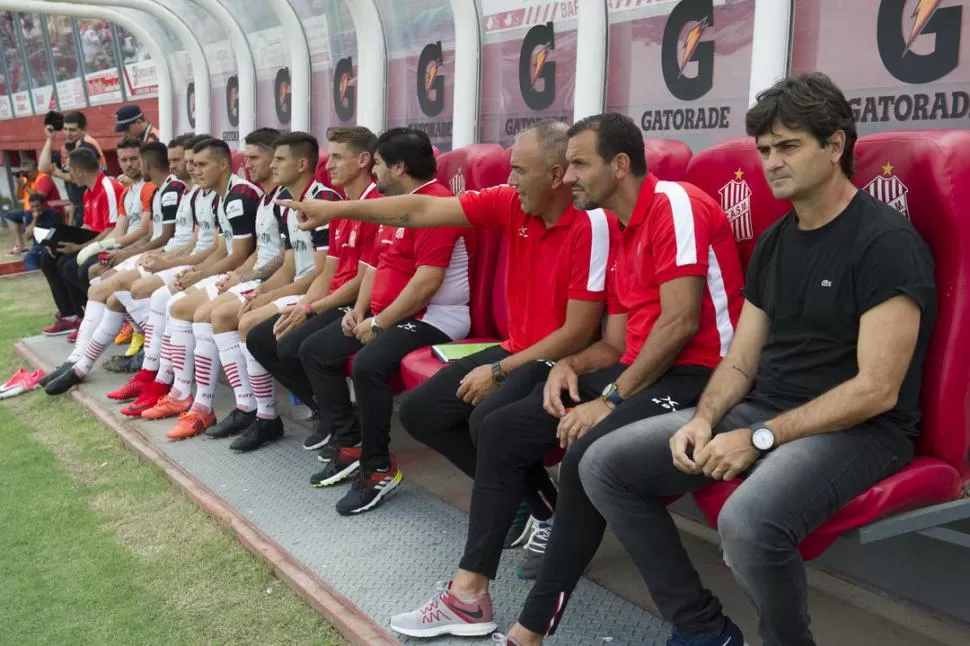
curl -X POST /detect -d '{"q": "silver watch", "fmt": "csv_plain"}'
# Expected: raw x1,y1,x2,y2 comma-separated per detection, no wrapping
751,423,776,452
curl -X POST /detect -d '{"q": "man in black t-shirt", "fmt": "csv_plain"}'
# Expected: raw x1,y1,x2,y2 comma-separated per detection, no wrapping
499,74,937,646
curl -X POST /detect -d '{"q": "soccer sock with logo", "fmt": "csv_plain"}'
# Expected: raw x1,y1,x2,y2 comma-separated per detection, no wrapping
73,309,125,377
68,301,105,363
168,318,196,400
241,341,276,419
142,285,172,373
126,295,152,331
214,331,254,413
189,322,221,414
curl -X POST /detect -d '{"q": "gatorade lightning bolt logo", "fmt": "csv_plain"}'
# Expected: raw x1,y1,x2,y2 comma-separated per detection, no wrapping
680,17,711,77
339,73,351,104
905,0,941,55
425,59,440,95
532,44,550,87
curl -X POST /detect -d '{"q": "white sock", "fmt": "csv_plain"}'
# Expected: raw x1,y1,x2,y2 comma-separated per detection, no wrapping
74,309,125,377
127,297,151,331
168,319,196,400
242,342,276,419
69,301,105,363
214,331,254,413
189,322,220,414
142,286,172,373
115,290,134,315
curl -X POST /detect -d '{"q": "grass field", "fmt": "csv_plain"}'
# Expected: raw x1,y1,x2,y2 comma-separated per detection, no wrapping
0,272,347,646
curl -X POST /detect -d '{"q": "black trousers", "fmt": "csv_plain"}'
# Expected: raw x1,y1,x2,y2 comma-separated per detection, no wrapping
245,307,345,413
516,365,712,634
40,251,89,318
300,317,450,472
398,347,560,522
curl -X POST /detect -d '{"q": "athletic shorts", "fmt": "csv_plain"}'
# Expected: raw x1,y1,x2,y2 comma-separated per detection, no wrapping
115,252,144,274
193,273,227,300
227,280,261,303
152,264,192,285
271,294,301,310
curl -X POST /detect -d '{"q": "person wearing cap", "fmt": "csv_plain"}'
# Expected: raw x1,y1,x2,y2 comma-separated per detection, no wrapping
115,103,160,144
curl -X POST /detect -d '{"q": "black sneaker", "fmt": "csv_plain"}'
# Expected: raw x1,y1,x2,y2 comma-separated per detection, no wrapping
229,417,284,452
44,365,83,395
206,408,257,439
310,447,361,487
303,430,331,450
335,462,403,515
517,517,552,580
503,502,533,549
39,362,73,388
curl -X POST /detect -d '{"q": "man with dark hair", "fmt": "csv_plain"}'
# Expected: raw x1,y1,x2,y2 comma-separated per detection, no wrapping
245,126,380,451
137,135,262,439
45,141,185,395
38,147,123,344
3,158,60,255
200,131,343,450
281,127,472,515
115,103,161,143
107,134,226,412
564,74,937,646
39,110,105,227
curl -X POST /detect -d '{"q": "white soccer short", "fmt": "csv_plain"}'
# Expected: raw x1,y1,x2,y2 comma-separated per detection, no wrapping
226,280,261,303
114,252,144,274
271,295,301,310
151,264,193,286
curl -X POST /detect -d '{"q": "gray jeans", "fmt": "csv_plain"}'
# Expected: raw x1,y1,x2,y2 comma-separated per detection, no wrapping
578,402,912,646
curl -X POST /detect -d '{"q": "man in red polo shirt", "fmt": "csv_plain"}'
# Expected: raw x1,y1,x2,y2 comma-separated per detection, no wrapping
38,147,123,340
284,127,473,516
283,122,614,514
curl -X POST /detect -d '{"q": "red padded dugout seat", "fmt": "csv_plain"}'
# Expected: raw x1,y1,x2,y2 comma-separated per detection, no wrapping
230,150,248,180
689,133,968,560
644,138,692,181
398,144,509,390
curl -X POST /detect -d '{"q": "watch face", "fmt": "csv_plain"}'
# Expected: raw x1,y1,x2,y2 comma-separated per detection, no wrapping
752,428,774,451
601,383,615,398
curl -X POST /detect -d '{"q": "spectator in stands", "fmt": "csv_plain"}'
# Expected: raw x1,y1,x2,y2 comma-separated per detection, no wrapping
39,111,106,227
553,74,939,646
37,148,123,340
115,103,161,144
105,134,224,412
203,131,342,452
281,128,471,515
19,193,63,271
142,137,261,440
283,121,613,520
3,158,60,254
43,141,184,395
244,126,379,450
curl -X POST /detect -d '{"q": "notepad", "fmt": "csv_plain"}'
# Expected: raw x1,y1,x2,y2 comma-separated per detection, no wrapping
431,342,501,362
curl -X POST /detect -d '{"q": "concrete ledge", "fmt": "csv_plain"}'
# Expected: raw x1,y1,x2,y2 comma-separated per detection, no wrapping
16,340,400,646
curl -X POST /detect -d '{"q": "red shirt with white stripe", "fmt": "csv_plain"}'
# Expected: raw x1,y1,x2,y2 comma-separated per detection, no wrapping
367,180,472,339
459,184,617,353
608,173,744,367
329,182,381,294
82,172,125,233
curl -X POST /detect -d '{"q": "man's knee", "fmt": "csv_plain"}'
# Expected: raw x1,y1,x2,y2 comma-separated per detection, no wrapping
245,315,278,354
171,294,199,322
717,490,791,571
239,307,276,339
131,277,160,300
106,293,123,311
210,302,240,332
350,345,397,383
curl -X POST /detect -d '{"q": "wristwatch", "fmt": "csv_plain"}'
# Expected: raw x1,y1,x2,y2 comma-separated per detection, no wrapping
370,317,385,336
601,382,624,407
751,422,776,453
490,362,507,385
304,303,316,319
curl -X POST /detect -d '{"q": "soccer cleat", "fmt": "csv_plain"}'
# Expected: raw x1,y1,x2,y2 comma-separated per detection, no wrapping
39,362,73,388
124,332,145,357
141,392,193,420
389,581,497,638
205,408,257,439
114,321,134,345
0,368,27,393
165,410,216,440
667,618,745,646
44,366,83,396
310,446,361,487
120,380,171,416
106,370,156,401
229,417,284,452
0,369,44,400
503,502,533,549
42,316,78,336
335,462,403,515
517,517,552,580
303,430,330,451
